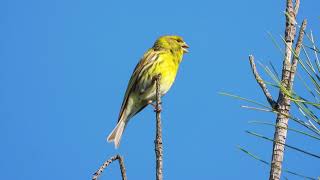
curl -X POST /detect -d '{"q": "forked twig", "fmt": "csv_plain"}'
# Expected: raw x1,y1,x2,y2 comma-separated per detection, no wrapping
92,154,127,180
249,55,277,108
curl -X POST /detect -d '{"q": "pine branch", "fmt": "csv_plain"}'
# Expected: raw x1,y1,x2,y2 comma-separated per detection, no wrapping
269,1,306,179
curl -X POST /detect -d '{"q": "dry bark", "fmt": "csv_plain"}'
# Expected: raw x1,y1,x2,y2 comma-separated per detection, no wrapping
269,18,306,180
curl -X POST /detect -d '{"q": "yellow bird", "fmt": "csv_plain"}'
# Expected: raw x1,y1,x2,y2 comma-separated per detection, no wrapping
107,35,189,148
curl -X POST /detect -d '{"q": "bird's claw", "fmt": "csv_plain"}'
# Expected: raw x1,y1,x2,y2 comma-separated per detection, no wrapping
147,100,156,108
147,100,162,111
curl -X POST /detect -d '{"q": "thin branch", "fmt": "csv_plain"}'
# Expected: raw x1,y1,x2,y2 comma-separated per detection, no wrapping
154,74,163,180
280,0,295,92
118,155,127,180
249,55,277,108
294,0,300,15
92,154,127,180
289,19,307,90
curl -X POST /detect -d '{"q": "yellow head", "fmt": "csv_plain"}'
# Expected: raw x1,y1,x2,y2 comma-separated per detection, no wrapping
153,35,189,54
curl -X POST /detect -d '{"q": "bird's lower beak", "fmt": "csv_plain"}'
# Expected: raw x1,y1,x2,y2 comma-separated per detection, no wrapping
182,43,189,53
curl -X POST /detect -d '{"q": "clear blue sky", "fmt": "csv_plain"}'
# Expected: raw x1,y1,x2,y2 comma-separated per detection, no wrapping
1,0,319,179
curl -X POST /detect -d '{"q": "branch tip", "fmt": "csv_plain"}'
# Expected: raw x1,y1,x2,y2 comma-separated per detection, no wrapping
248,55,277,109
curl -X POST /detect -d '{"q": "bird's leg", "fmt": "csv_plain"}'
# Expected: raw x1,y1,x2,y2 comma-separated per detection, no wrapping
147,100,157,109
151,74,162,113
147,100,162,112
147,75,162,109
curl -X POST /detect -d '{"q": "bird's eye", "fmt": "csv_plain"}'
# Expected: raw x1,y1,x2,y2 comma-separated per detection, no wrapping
176,39,183,43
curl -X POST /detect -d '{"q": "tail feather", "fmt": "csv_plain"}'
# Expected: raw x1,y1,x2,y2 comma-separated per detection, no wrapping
107,121,126,148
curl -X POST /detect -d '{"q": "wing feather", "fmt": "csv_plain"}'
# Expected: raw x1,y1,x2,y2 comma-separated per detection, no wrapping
117,48,160,122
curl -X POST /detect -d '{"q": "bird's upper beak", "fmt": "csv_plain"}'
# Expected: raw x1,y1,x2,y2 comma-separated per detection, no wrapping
182,42,189,53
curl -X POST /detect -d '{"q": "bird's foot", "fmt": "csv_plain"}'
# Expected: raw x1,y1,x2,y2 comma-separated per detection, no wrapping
147,100,157,108
147,100,162,112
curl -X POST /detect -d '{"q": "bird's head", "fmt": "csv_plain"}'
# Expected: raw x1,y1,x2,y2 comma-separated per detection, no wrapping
153,35,189,54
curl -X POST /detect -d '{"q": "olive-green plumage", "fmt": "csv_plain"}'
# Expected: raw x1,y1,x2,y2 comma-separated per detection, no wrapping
107,35,189,148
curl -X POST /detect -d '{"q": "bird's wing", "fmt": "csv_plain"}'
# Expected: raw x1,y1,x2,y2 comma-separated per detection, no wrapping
117,48,160,122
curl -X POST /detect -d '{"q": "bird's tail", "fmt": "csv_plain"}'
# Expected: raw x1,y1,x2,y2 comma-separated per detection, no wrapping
107,119,126,149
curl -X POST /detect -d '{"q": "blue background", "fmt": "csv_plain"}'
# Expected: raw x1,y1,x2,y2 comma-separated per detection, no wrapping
1,0,319,179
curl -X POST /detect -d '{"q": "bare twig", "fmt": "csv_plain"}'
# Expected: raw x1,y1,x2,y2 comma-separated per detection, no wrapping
289,19,307,89
117,155,127,180
249,55,277,108
92,154,127,180
154,74,163,180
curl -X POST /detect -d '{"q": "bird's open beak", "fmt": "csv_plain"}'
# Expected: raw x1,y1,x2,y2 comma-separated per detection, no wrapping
182,42,189,53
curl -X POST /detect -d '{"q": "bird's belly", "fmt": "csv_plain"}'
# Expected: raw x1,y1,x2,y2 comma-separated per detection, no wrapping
159,67,177,94
140,60,178,101
155,59,179,95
